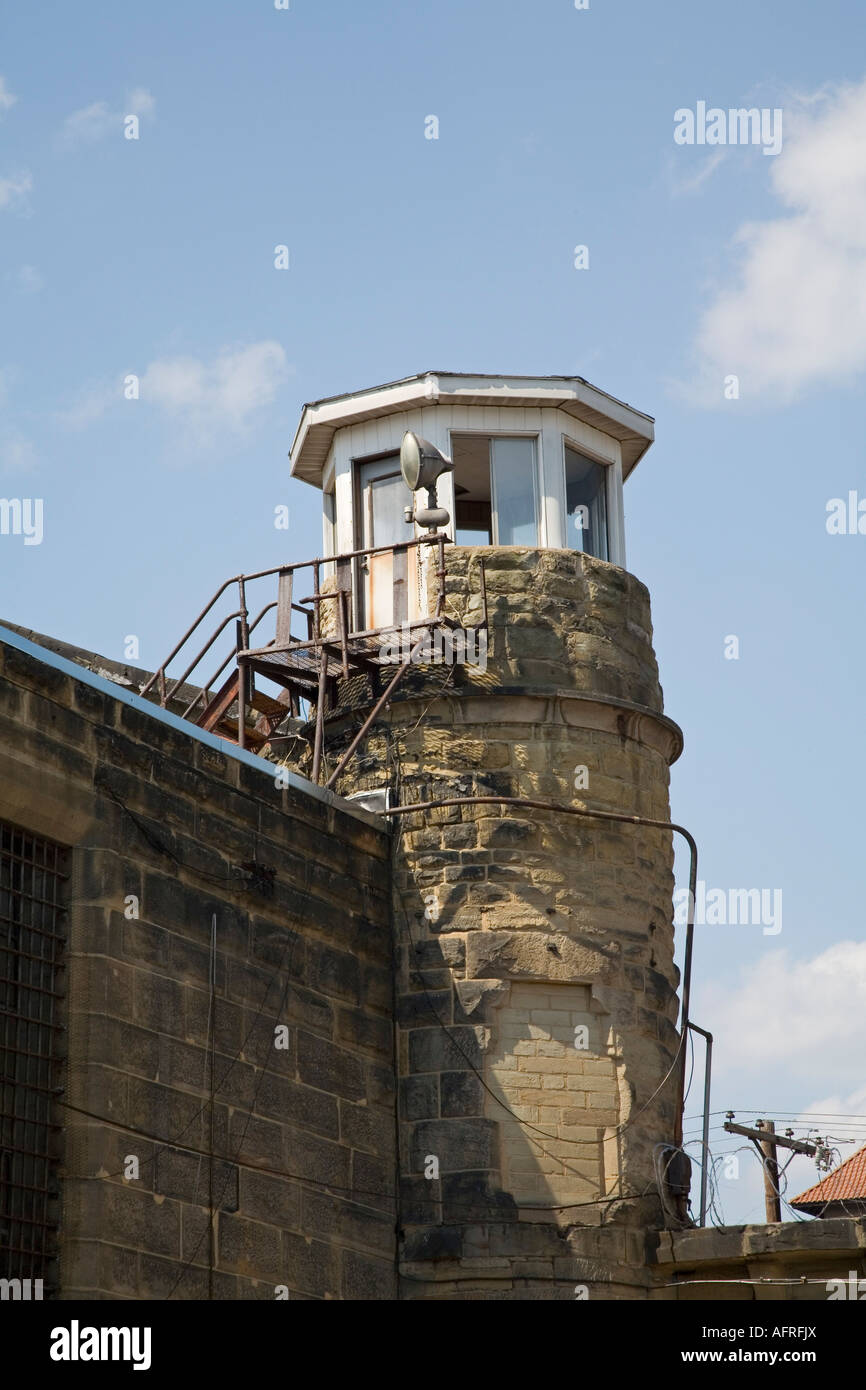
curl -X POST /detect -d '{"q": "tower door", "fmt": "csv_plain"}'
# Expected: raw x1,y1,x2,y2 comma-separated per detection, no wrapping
357,456,418,631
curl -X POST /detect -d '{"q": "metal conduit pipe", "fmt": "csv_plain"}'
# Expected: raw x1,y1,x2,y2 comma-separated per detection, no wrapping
687,1021,714,1227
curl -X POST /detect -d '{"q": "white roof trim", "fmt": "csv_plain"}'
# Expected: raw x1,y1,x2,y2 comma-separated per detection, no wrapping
290,372,654,486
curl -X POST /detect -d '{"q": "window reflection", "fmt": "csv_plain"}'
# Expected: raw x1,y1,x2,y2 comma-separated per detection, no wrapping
564,446,608,560
490,438,538,546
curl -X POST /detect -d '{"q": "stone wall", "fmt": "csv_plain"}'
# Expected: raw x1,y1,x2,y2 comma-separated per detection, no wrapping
3,589,864,1304
0,629,396,1300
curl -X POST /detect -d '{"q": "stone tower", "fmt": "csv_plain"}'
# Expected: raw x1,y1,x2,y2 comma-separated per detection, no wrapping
288,373,685,1297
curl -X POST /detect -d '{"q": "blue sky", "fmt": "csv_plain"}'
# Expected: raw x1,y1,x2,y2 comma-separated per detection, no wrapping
2,0,866,1224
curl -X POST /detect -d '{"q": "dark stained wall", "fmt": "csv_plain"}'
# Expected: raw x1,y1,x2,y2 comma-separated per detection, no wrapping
0,629,396,1300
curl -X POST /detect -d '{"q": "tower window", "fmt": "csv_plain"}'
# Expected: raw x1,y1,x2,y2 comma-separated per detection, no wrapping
564,445,609,561
452,435,539,547
323,487,336,556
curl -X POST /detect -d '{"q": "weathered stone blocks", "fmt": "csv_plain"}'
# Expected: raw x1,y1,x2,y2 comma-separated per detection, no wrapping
326,547,684,1296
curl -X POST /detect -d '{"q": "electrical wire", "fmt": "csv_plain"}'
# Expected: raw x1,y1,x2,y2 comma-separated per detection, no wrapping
685,1108,866,1123
383,750,689,1156
64,1100,666,1219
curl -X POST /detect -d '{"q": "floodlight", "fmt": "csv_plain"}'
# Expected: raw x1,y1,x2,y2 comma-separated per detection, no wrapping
400,431,453,533
399,433,454,492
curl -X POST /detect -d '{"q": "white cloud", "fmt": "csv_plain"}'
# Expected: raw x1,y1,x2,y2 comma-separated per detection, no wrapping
666,148,727,197
0,77,17,115
798,1083,866,1161
691,950,866,1225
60,100,114,145
140,341,290,441
0,171,32,212
0,431,36,474
57,381,116,430
704,940,866,1086
14,264,44,293
802,1082,866,1123
127,88,155,119
58,342,290,446
688,78,866,402
60,88,155,147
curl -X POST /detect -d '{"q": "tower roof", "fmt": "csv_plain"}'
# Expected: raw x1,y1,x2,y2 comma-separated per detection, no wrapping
790,1144,866,1214
289,371,654,486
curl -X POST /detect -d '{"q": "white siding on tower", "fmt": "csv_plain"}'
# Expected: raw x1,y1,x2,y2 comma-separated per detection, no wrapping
325,404,626,564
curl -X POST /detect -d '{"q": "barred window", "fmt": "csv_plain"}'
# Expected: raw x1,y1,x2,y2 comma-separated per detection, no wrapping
0,821,68,1292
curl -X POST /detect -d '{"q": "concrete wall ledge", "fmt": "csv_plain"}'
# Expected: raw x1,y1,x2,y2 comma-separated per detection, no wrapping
325,688,684,766
651,1217,866,1269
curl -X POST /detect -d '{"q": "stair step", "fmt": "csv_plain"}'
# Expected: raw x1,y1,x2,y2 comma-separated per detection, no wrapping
198,672,240,732
249,689,289,716
214,716,270,749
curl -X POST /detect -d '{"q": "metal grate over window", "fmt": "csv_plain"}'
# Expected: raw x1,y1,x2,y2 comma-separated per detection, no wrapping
0,820,68,1290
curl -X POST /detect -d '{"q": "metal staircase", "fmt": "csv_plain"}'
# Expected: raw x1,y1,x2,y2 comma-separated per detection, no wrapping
143,534,486,786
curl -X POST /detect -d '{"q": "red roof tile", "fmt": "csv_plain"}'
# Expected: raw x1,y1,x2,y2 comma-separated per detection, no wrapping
791,1143,866,1208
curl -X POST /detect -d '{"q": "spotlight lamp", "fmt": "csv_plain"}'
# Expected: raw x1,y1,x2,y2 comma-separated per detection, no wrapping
400,432,453,532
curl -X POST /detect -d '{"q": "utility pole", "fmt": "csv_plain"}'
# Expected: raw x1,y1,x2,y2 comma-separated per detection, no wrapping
757,1120,781,1223
724,1115,819,1223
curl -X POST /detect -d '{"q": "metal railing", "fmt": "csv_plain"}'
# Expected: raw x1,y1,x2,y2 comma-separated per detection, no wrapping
142,534,451,748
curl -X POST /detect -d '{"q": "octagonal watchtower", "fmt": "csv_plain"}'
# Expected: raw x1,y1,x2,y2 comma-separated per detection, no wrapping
286,372,684,1297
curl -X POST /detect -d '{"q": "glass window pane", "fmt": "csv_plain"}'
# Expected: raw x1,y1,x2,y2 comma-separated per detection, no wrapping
491,438,538,546
323,490,336,552
564,446,608,560
369,473,407,547
358,457,407,549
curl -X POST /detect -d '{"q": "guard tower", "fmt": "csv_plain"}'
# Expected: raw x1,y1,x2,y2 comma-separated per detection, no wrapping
148,371,687,1298
290,372,685,1297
